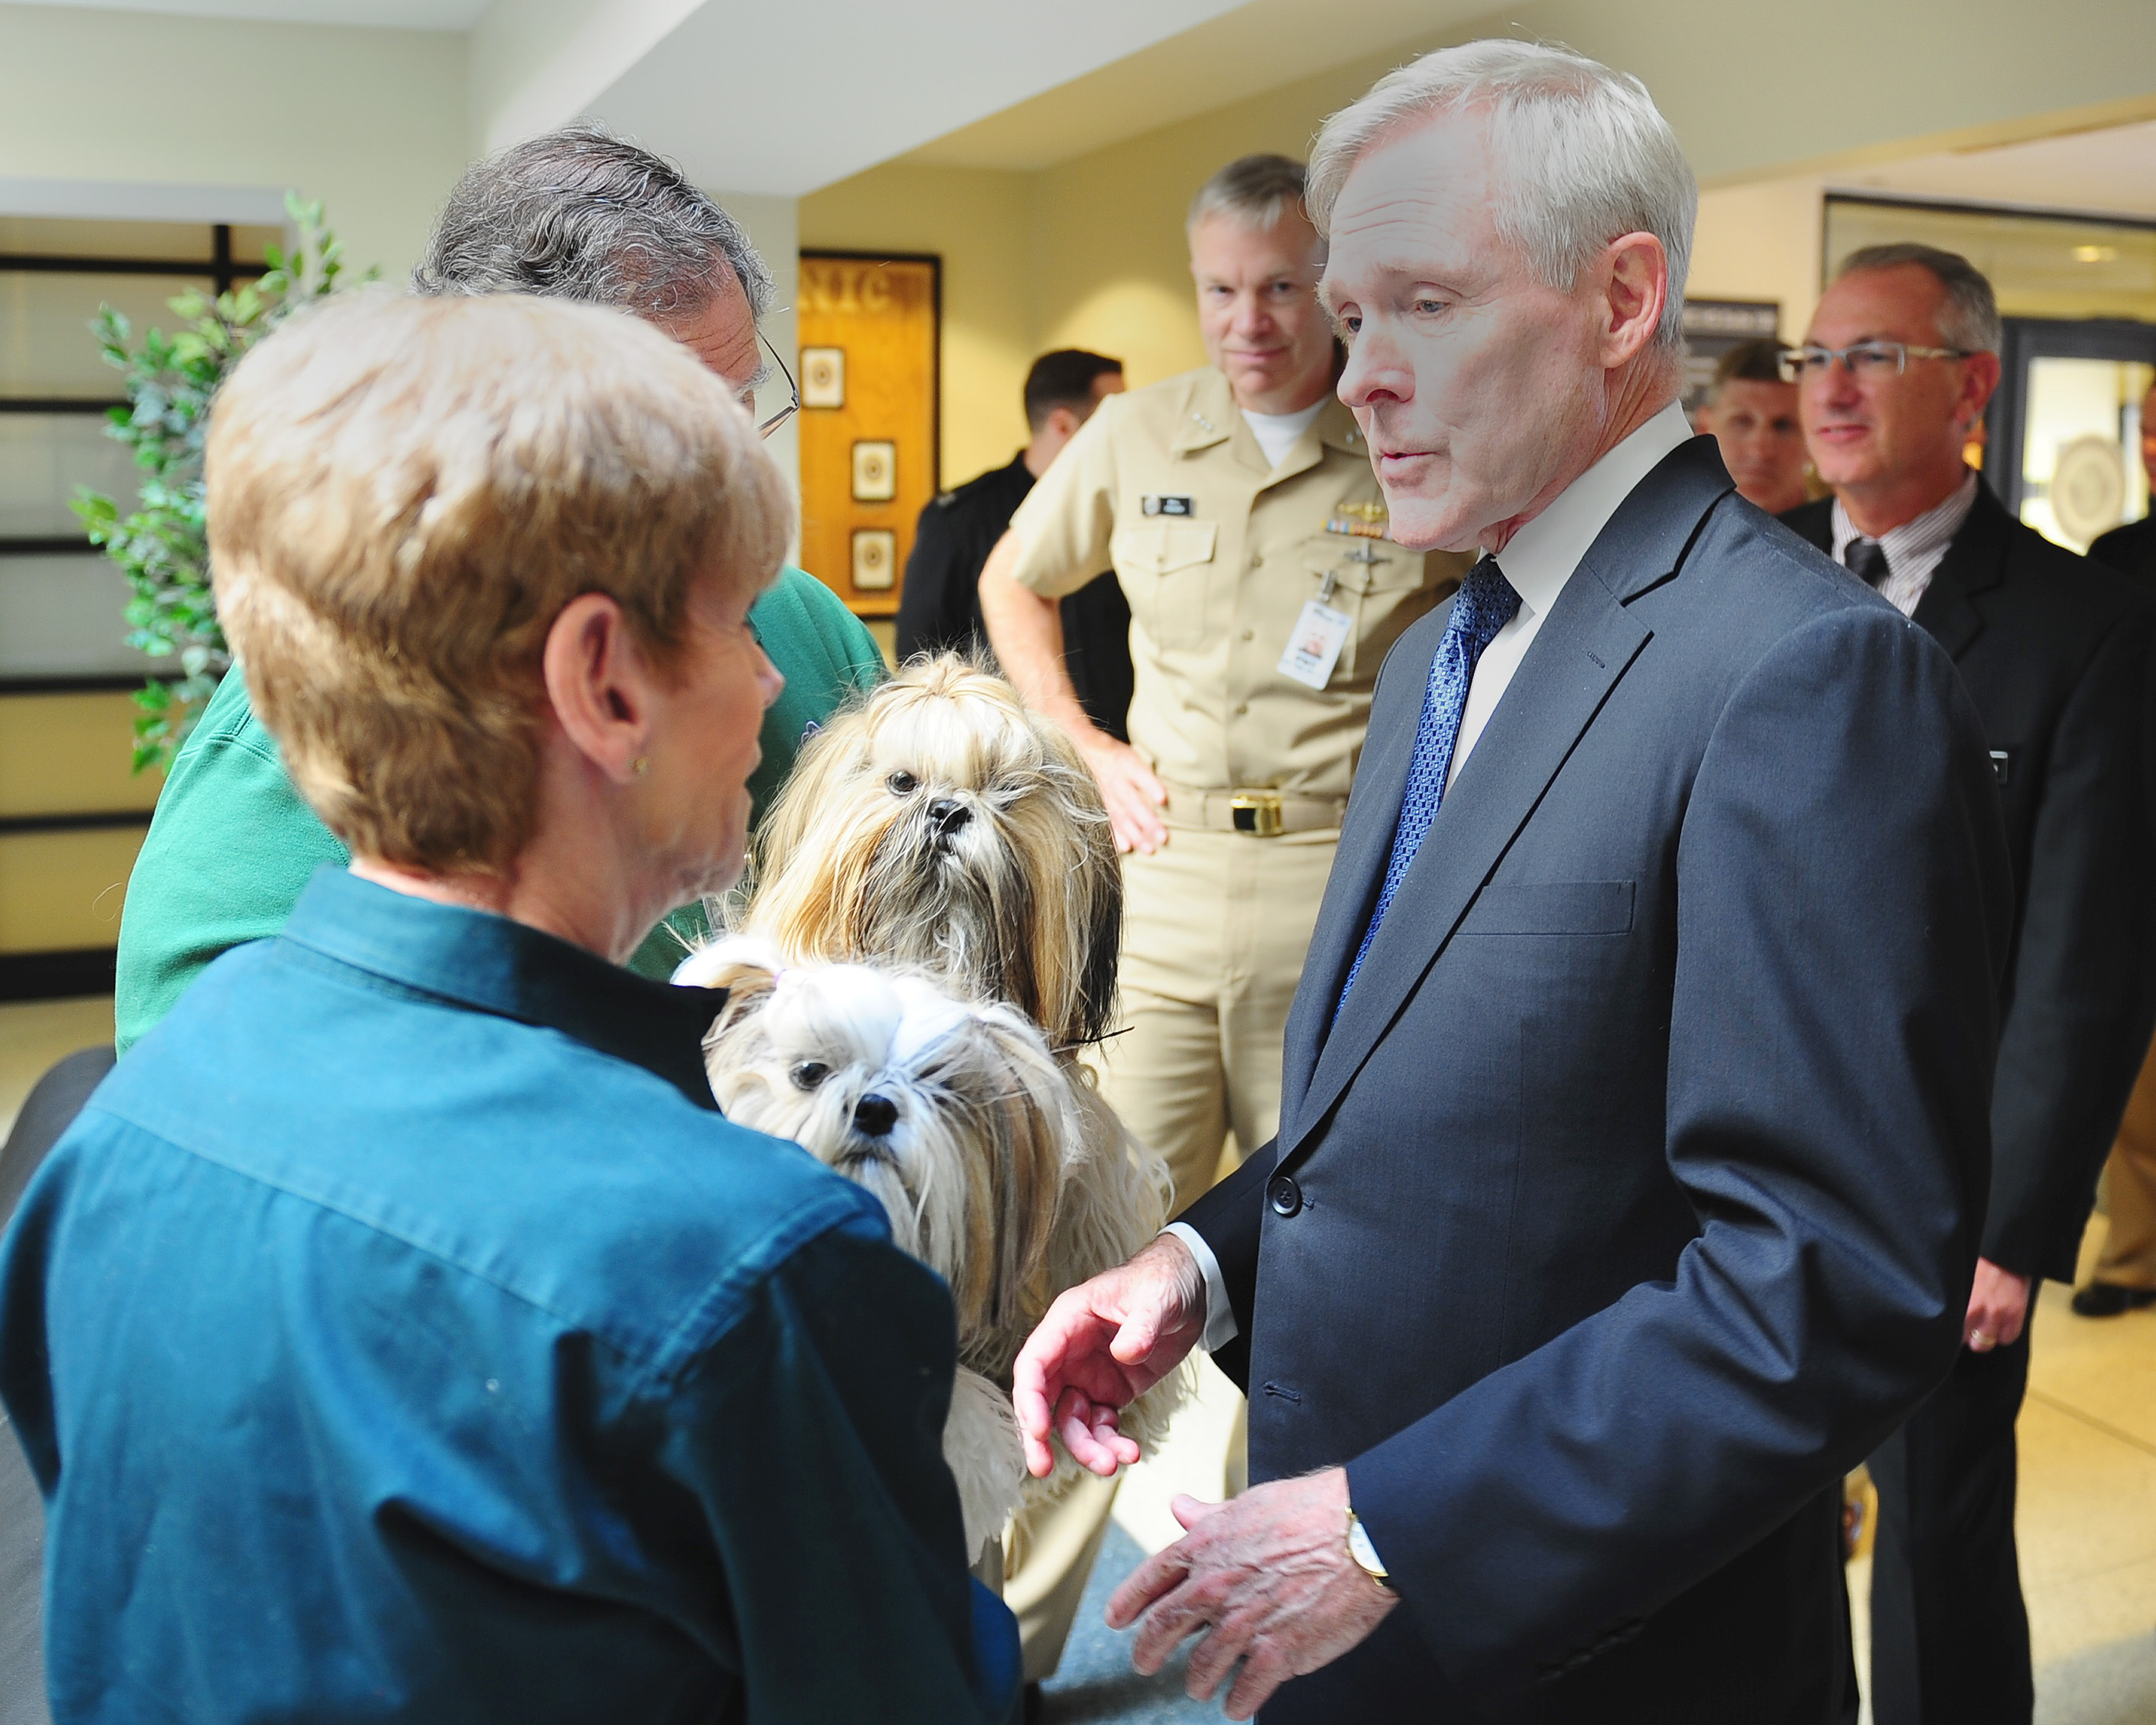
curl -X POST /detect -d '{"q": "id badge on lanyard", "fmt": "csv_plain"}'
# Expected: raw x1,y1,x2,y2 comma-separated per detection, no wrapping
1278,567,1350,690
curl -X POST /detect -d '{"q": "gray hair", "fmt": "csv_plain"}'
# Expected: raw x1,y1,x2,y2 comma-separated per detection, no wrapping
1187,154,1312,237
413,123,774,328
1832,243,2003,356
1307,40,1697,350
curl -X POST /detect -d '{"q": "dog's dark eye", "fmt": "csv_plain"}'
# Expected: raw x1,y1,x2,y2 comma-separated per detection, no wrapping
789,1061,831,1091
886,770,918,796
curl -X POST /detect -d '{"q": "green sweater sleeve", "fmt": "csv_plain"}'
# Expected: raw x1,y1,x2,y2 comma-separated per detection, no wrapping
114,567,893,1041
114,673,351,1055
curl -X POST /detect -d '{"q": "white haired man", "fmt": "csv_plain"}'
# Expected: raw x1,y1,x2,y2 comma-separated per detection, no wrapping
977,153,1468,1686
1014,41,2009,1722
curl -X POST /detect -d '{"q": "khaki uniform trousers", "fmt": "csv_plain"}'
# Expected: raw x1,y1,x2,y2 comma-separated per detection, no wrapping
2094,1032,2156,1288
1004,822,1336,1680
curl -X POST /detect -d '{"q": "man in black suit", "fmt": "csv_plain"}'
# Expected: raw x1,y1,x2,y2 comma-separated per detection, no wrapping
2080,380,2156,1319
1012,41,2011,1724
1783,247,2156,1725
895,349,1134,737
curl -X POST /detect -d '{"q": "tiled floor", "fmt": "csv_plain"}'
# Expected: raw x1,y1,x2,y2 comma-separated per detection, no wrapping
4,997,2152,1719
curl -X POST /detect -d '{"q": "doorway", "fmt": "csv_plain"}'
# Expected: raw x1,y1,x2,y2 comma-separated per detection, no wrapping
1985,318,2156,553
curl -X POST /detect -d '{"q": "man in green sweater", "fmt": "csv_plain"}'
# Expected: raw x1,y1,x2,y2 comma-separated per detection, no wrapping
116,126,886,1053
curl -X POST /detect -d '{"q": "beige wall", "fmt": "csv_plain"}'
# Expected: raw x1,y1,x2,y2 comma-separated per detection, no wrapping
1690,176,1826,344
0,4,468,281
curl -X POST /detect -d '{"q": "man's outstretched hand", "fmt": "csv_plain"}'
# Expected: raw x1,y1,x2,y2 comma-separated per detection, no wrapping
1012,1233,1207,1478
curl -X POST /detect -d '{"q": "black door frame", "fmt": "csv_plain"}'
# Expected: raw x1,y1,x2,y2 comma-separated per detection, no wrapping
1984,316,2156,515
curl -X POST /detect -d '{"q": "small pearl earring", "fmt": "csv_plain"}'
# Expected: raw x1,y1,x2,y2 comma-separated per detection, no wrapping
632,755,650,777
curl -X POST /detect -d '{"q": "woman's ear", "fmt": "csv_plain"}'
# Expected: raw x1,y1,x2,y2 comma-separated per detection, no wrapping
540,592,655,784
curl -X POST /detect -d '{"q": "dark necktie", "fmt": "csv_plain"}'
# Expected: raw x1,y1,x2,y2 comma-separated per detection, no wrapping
1843,537,1889,588
1337,557,1522,1012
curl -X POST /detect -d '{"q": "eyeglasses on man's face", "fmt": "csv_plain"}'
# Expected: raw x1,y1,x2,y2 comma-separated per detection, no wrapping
747,331,799,439
1778,341,1973,385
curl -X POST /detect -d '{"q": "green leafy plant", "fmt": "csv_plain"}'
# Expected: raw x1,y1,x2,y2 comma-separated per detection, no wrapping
74,194,357,770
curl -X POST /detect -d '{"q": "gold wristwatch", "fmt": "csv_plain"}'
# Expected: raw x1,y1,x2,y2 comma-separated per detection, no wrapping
1345,1504,1392,1589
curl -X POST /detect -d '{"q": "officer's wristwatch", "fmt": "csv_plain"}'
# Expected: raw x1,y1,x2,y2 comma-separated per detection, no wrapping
1345,1504,1392,1591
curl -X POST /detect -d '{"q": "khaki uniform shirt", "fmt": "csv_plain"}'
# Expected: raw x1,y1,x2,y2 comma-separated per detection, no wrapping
1008,366,1468,799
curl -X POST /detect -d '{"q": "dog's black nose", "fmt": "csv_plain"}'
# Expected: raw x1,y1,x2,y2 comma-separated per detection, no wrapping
928,797,970,837
853,1093,899,1138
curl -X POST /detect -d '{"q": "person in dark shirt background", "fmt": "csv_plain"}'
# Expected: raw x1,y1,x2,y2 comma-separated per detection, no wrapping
898,349,1134,739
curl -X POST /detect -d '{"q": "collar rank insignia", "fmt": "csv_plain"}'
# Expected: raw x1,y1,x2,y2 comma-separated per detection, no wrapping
1326,497,1391,540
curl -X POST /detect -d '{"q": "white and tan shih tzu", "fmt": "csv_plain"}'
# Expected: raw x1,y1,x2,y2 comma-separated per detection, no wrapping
679,938,1176,1558
732,653,1121,1053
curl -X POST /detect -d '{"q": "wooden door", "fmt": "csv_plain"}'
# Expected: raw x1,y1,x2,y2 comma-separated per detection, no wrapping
796,252,939,617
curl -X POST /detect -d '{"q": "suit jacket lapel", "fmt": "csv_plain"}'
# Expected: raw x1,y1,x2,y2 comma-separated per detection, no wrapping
1279,438,1731,1158
1909,485,2009,661
1275,614,1434,1137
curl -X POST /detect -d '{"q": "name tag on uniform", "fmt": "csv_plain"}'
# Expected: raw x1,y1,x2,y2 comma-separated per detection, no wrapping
1143,494,1195,518
1278,599,1353,689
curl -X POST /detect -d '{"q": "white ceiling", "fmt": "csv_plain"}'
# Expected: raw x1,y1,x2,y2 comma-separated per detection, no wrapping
900,0,1491,172
1831,118,2156,220
581,0,1271,196
12,0,484,26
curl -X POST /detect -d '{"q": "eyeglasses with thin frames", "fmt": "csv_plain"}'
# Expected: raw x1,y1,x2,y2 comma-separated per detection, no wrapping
1778,341,1973,385
752,331,799,439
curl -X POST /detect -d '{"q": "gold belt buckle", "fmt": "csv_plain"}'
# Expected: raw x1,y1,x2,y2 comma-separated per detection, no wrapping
1230,791,1285,837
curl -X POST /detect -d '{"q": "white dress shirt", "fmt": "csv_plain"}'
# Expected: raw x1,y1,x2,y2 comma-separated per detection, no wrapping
1829,469,1978,619
1168,400,1697,1354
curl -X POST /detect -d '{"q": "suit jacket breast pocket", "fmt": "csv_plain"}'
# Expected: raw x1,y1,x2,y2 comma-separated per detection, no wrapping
1112,520,1217,652
1457,879,1636,937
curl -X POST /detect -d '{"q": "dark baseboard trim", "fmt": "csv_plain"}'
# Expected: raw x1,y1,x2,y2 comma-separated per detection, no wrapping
0,810,156,837
0,949,116,1003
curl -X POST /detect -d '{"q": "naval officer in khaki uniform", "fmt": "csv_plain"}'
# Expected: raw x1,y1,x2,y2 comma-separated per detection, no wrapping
979,154,1468,1688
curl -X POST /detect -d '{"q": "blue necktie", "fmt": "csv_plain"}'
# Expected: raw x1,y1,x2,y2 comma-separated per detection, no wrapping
1337,558,1521,1011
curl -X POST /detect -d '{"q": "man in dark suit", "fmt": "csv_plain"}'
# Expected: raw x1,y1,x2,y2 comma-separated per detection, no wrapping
1012,42,2011,1724
2079,380,2156,1320
896,349,1133,737
1783,247,2156,1725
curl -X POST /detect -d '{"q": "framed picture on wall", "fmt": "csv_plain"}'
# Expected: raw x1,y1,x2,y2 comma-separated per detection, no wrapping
851,528,897,590
851,439,896,502
801,347,845,409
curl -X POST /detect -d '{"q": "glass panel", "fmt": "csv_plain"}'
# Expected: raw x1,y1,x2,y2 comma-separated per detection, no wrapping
2017,357,2155,552
1824,201,2156,323
0,270,219,397
0,413,139,538
0,556,139,678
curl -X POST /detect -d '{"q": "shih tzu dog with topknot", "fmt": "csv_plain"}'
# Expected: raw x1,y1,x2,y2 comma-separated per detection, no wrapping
737,653,1121,1052
685,656,1178,1553
681,939,1171,1558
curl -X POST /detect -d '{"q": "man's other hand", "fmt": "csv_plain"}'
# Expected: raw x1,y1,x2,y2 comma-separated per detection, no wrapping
1012,1234,1206,1478
1075,730,1169,855
1107,1470,1399,1721
1964,1256,2032,1352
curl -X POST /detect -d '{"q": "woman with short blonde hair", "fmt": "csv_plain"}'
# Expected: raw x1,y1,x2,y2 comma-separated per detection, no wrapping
0,290,1017,1724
